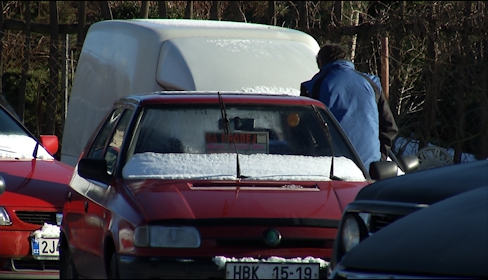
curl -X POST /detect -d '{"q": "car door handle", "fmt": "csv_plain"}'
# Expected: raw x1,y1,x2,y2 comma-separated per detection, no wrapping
84,201,89,213
67,192,72,203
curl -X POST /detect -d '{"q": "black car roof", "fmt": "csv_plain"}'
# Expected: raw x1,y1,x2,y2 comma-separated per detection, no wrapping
355,159,488,204
341,186,488,278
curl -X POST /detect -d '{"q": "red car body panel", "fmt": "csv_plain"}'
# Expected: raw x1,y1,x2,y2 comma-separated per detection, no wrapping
0,155,73,275
127,180,362,221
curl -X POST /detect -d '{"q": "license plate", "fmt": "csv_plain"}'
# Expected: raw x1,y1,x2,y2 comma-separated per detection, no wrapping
226,262,319,279
31,237,59,260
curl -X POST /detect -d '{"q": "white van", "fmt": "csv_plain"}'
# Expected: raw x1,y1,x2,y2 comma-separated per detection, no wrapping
60,19,320,166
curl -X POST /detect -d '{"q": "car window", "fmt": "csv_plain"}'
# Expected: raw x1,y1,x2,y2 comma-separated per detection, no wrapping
122,104,365,181
88,108,124,160
0,106,52,159
105,109,133,174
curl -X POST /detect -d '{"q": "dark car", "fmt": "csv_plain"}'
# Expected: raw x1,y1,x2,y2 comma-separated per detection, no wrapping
328,159,488,278
59,91,414,279
330,185,488,279
0,103,74,278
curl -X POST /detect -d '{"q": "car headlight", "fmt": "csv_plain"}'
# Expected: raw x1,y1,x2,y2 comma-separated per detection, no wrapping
133,225,201,248
340,213,369,253
0,207,12,226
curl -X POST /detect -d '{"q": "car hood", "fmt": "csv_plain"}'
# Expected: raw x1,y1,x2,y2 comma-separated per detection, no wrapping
125,180,368,222
0,159,73,208
340,186,488,278
355,159,488,204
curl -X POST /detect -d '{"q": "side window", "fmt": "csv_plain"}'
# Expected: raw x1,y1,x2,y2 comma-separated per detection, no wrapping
105,109,133,174
88,108,124,159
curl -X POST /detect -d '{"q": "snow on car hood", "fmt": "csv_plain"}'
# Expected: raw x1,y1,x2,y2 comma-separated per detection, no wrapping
122,152,367,181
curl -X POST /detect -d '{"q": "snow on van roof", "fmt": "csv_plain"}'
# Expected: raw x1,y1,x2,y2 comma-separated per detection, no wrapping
151,86,301,96
128,18,295,31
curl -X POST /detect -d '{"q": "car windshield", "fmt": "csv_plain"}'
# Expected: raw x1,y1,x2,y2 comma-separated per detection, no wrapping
0,107,52,159
123,103,366,181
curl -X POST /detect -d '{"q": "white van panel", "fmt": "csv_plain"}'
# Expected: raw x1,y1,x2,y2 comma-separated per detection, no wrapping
61,19,320,167
156,37,318,91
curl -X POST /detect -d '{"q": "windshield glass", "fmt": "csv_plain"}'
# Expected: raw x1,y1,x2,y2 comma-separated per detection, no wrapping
123,104,365,181
0,107,52,159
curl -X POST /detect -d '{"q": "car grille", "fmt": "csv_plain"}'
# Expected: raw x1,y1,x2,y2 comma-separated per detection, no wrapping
369,214,404,233
15,211,58,226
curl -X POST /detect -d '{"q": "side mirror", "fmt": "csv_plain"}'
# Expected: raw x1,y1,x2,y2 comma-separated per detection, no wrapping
0,176,5,195
77,158,111,185
397,155,420,173
369,161,399,180
40,135,59,155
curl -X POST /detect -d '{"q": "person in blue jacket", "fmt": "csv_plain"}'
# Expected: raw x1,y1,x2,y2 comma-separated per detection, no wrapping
301,43,398,170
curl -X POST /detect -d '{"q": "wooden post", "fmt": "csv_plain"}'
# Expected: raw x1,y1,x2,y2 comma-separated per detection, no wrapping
19,1,32,122
99,1,113,20
210,1,220,20
77,1,86,47
184,1,193,19
298,1,307,30
48,1,60,135
140,1,149,18
267,1,276,25
381,37,389,100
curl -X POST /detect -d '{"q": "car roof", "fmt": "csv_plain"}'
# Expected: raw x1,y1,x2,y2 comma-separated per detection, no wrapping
117,91,327,108
341,186,488,277
355,159,488,204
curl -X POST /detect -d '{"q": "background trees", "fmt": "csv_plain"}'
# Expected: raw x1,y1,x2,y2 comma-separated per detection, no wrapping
1,1,486,162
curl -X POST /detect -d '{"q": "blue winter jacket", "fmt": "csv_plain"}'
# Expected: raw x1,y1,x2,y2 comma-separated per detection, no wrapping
301,60,381,169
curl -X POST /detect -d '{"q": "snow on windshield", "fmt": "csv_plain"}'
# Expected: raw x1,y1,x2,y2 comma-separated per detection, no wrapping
0,135,53,160
122,152,366,181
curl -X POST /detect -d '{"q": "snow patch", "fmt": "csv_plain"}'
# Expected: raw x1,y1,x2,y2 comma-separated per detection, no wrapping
30,223,60,239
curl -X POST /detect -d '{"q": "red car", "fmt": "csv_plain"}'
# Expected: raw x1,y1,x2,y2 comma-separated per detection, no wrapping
0,103,73,278
59,92,401,279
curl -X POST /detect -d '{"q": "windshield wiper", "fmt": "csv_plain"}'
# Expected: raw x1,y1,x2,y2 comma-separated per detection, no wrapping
217,92,247,179
312,105,343,181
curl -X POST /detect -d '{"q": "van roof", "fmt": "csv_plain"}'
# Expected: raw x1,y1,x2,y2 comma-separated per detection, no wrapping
86,19,320,93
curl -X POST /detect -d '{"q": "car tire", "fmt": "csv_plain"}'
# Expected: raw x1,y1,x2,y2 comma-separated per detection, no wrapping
108,252,120,279
59,236,78,279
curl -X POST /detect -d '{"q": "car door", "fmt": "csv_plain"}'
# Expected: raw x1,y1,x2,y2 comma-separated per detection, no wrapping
72,106,134,278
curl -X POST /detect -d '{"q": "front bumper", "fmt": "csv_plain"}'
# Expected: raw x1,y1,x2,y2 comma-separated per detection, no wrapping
116,254,329,279
0,229,59,275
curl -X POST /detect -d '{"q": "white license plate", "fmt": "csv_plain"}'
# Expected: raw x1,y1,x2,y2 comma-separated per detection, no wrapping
31,237,59,260
226,262,320,279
